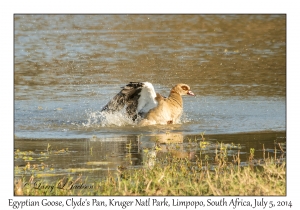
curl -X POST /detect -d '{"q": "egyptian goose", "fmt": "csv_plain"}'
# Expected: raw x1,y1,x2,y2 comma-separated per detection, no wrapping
101,82,195,126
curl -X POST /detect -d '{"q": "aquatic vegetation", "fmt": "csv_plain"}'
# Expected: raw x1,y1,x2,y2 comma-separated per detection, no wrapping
14,135,286,196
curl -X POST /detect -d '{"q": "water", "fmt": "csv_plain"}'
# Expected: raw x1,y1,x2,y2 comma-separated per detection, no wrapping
15,132,286,183
14,15,286,181
14,95,285,138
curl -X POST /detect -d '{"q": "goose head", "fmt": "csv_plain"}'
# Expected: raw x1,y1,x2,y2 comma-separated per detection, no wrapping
171,84,195,96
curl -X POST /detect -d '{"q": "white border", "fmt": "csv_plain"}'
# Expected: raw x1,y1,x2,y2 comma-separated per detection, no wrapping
3,0,299,209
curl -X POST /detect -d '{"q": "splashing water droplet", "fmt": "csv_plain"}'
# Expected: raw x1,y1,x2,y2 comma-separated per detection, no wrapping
82,110,137,127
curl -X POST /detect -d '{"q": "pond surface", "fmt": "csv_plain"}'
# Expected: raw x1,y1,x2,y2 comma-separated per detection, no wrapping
15,132,286,183
14,15,286,182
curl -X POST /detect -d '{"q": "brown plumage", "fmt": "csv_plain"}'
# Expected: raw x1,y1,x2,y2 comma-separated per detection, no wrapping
101,82,195,126
139,84,195,126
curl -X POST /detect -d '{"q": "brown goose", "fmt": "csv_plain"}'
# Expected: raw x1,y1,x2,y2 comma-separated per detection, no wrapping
139,83,195,126
101,82,195,125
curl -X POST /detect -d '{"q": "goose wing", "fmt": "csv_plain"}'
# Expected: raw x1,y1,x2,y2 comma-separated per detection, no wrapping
101,82,157,120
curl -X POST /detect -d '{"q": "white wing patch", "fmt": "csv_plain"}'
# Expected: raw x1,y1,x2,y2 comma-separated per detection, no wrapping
137,82,157,114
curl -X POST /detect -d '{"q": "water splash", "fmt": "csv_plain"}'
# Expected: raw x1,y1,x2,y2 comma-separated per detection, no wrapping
82,109,192,128
82,110,137,127
180,112,192,124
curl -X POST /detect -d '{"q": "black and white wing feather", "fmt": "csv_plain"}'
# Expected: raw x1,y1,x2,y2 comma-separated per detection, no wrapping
101,82,157,120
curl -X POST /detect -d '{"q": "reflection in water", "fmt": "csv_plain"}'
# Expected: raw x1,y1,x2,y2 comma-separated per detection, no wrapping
142,132,184,144
14,132,286,182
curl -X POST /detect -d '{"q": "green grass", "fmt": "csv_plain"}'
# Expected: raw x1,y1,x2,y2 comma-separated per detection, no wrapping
14,143,286,196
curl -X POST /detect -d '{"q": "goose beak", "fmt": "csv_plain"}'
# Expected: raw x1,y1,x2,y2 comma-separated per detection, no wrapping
187,90,195,96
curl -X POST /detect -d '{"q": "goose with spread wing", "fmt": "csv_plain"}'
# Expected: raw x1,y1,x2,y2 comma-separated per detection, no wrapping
101,82,195,126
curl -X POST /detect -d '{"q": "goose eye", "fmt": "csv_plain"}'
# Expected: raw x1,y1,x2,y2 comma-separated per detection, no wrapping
181,86,188,91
